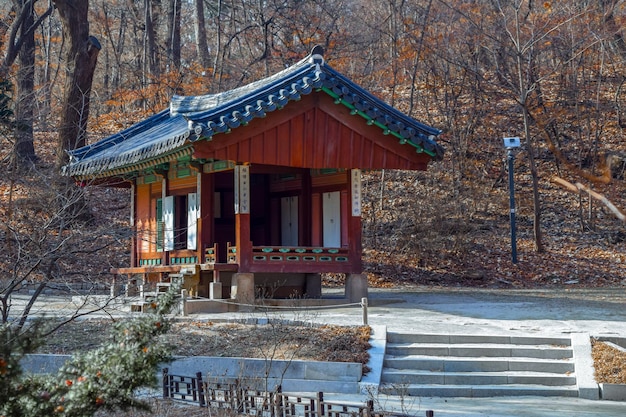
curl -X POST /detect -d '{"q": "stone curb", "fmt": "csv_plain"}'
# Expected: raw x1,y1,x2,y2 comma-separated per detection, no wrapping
359,325,386,395
571,332,599,400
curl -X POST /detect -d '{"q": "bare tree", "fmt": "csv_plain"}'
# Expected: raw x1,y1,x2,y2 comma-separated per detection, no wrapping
2,1,53,165
143,0,161,80
0,164,130,328
166,0,181,70
53,0,101,168
194,0,211,69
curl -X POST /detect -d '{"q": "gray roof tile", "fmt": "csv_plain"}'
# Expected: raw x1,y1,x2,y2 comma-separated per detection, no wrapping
64,49,443,178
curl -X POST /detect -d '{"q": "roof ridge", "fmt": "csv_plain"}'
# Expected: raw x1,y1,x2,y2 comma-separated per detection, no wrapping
170,52,319,116
64,47,444,179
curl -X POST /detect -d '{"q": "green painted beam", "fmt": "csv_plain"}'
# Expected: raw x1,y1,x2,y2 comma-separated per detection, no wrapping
321,87,435,157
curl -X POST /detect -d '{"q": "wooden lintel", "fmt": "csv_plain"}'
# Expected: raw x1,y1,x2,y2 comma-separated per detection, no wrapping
112,265,184,275
199,263,240,272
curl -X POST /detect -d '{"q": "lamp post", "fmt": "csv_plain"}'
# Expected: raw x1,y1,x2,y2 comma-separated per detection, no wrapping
503,137,520,264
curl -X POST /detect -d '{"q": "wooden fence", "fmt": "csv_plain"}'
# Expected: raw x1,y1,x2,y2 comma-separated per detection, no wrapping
162,368,435,417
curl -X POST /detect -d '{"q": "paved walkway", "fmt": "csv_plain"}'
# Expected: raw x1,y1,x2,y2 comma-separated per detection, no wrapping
197,286,626,417
11,286,626,416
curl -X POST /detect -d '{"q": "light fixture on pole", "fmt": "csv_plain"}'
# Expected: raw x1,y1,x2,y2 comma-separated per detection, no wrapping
502,137,520,264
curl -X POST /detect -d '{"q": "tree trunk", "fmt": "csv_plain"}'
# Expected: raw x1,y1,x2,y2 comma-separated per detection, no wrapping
54,0,101,169
194,0,210,69
512,4,544,254
214,0,224,85
522,106,544,253
167,0,181,70
13,0,36,163
144,0,160,80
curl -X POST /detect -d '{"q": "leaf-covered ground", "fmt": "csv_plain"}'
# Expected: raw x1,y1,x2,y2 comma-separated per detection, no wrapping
42,319,626,385
40,320,372,373
592,339,626,384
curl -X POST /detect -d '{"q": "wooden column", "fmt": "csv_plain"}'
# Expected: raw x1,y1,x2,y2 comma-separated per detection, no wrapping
311,192,321,247
349,169,363,273
301,169,312,245
341,189,349,247
236,213,251,271
197,171,214,263
161,174,169,267
130,181,137,268
350,216,363,273
235,166,251,271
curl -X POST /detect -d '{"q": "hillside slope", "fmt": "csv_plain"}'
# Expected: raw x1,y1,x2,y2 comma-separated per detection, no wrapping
360,159,626,289
1,134,624,292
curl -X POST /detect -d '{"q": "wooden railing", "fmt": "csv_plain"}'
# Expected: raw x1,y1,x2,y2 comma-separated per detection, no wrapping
162,369,429,416
251,246,349,263
204,243,218,263
204,243,350,266
204,243,237,264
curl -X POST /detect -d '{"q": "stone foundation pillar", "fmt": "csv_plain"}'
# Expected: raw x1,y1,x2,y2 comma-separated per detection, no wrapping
305,273,322,298
345,273,368,303
209,282,223,300
232,273,255,310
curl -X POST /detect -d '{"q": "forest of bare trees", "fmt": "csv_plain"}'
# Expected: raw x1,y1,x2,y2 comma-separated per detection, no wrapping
1,0,626,287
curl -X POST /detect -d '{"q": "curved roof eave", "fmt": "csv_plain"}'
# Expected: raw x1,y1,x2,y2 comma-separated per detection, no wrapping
63,49,444,178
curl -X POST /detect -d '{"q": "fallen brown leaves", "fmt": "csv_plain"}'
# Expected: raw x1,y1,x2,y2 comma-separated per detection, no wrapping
41,320,372,372
591,339,626,384
357,168,626,290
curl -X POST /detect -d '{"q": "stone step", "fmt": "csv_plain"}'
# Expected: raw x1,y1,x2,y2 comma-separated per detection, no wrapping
381,332,579,398
156,282,173,292
387,333,572,346
386,343,573,359
380,383,580,398
383,356,575,373
381,369,576,386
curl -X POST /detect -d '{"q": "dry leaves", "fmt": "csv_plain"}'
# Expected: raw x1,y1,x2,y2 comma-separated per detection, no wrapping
40,320,372,372
591,339,626,384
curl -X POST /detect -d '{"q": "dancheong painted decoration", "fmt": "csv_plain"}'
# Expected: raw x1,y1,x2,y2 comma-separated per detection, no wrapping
63,46,444,312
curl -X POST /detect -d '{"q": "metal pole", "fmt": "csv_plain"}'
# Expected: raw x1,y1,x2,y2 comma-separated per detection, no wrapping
507,149,518,264
361,297,368,326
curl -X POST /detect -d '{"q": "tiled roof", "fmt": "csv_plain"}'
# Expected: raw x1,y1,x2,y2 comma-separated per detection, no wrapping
64,47,443,178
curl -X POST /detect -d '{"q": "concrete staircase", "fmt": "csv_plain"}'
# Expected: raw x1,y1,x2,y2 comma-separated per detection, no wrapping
380,333,580,398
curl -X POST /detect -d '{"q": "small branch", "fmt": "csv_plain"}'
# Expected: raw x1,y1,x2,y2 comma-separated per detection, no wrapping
41,296,120,337
551,176,626,221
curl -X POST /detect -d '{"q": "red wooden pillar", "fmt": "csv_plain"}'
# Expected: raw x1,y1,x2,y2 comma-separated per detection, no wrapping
130,181,137,268
236,213,251,271
197,171,214,263
350,215,363,273
235,166,252,271
301,169,312,245
311,193,321,247
349,169,363,273
341,189,349,247
161,173,170,267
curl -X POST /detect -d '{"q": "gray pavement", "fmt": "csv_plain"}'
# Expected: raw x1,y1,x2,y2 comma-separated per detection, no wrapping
195,287,626,417
191,286,626,339
9,286,626,416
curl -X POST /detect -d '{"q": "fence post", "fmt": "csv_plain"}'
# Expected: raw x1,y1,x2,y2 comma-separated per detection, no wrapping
366,399,374,417
162,368,169,399
196,372,206,407
274,386,283,417
361,297,368,325
235,379,244,412
317,392,324,417
426,411,435,417
181,288,188,316
110,276,116,298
